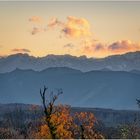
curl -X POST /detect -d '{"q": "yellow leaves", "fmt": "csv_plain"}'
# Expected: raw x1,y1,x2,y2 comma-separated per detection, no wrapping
33,105,103,139
74,112,96,128
56,124,72,139
49,105,73,139
35,124,52,139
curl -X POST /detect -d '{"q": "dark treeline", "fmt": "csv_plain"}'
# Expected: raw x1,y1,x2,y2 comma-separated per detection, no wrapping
0,103,140,138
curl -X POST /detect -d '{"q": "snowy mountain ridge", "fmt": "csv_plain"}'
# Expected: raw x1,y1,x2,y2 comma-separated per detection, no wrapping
1,51,140,73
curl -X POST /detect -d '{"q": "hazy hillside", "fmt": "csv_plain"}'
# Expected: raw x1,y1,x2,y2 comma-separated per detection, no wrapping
0,67,140,110
1,51,140,73
72,107,140,127
0,103,140,127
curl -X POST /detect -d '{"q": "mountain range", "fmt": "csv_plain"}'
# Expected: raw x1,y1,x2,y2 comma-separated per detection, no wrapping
0,67,140,110
1,51,140,73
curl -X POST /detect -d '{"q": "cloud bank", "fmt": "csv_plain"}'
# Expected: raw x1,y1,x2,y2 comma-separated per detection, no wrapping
82,39,140,57
108,40,140,53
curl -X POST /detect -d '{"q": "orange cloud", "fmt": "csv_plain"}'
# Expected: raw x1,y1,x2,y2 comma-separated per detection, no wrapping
82,40,105,57
108,40,140,53
31,27,40,35
94,44,105,51
29,16,46,35
47,17,58,28
29,16,92,38
62,16,91,38
66,16,90,28
31,27,46,35
47,16,91,38
82,39,104,50
11,48,31,53
29,16,44,23
47,17,63,28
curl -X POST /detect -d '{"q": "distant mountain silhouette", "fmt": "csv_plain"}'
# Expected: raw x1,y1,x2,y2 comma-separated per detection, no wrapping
0,67,140,110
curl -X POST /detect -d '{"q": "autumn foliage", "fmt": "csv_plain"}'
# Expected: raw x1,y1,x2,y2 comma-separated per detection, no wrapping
33,86,104,139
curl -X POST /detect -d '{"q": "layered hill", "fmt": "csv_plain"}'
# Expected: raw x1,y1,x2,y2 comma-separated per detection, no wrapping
0,67,140,110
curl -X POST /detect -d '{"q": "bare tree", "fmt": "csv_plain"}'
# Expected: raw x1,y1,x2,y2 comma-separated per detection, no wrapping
40,86,62,139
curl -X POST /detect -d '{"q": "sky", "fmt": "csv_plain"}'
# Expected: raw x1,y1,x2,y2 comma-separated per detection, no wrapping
0,1,140,58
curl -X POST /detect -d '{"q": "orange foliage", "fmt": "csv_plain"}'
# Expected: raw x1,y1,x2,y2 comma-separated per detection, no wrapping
34,105,104,139
35,124,52,139
50,105,73,138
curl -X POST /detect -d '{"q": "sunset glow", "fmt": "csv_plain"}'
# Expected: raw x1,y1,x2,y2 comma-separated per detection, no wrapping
0,1,140,58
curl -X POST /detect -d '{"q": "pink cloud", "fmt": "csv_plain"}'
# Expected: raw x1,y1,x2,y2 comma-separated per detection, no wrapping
11,48,31,53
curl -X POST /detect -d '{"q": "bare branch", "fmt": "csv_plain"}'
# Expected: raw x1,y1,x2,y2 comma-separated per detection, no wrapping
39,86,63,139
